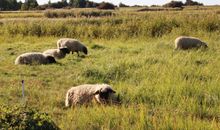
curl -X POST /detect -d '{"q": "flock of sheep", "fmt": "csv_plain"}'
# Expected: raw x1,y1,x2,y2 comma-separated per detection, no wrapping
14,36,208,107
15,38,88,65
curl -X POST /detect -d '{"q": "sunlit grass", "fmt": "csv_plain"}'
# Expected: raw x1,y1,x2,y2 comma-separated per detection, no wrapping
0,7,220,129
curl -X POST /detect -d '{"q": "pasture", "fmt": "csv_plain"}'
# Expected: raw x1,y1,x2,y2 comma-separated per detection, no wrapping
0,6,220,129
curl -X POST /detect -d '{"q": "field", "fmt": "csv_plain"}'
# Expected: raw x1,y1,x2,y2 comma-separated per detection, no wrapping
0,6,220,129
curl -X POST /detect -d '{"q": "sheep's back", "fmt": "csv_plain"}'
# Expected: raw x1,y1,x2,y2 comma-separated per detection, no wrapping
43,49,64,59
67,85,100,104
15,52,47,65
57,38,83,51
175,36,203,49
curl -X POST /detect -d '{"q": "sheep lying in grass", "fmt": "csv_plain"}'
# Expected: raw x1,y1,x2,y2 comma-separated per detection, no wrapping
65,84,116,107
43,47,70,59
57,38,88,56
175,36,208,50
15,52,56,65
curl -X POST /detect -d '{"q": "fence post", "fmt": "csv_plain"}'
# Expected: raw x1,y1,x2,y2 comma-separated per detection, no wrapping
21,80,26,105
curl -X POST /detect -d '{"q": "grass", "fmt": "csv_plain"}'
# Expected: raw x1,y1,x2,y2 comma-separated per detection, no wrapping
1,6,220,129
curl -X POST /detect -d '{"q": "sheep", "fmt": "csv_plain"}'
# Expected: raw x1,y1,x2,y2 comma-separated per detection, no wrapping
65,84,116,107
15,52,56,65
174,36,208,50
57,38,88,56
43,47,70,59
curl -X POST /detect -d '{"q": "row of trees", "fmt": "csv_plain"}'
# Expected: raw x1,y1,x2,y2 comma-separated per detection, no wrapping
164,0,203,8
0,0,38,10
0,0,204,11
0,0,22,10
0,0,99,10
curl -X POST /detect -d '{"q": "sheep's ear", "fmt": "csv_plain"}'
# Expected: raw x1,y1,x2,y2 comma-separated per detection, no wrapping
83,47,88,55
60,47,70,54
94,90,100,95
110,89,116,93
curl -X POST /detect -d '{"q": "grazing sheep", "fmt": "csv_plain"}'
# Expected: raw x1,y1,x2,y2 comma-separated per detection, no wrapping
57,38,88,56
15,52,56,65
65,84,116,107
43,47,70,59
175,36,208,50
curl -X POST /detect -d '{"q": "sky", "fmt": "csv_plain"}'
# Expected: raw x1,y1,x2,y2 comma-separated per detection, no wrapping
19,0,220,6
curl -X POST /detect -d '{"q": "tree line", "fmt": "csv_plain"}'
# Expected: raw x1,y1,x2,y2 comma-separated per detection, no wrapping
0,0,204,11
163,0,203,8
0,0,106,11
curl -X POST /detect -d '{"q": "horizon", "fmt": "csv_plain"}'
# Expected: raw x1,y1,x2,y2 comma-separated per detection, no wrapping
18,0,220,6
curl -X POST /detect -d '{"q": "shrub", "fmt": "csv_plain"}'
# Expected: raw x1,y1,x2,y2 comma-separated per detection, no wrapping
163,1,184,8
185,0,203,6
44,10,114,18
119,3,129,7
97,2,115,10
0,105,59,130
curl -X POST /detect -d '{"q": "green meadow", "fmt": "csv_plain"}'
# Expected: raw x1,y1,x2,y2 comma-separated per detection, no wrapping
0,7,220,129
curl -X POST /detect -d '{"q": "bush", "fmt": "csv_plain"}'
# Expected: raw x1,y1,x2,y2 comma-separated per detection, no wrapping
97,2,115,10
0,105,59,130
44,10,114,18
185,0,203,6
163,1,184,8
119,3,129,7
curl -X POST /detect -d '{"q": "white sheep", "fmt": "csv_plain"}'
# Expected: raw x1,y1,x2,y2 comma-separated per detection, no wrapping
57,38,88,56
43,47,70,59
15,52,56,65
175,36,208,50
65,84,116,107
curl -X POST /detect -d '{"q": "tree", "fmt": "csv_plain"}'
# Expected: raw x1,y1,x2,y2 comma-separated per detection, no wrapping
0,0,20,11
48,0,51,5
0,0,8,10
28,0,38,9
21,0,38,10
163,1,184,8
119,2,129,7
97,2,115,10
69,0,86,8
185,0,203,6
85,1,98,8
21,3,29,10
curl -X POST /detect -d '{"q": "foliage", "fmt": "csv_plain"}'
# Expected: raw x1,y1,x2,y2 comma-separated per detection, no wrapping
44,9,114,18
164,0,204,8
0,0,22,10
97,2,115,10
69,0,87,8
163,1,184,8
185,0,203,6
1,9,219,39
0,105,59,130
119,3,129,7
21,0,38,10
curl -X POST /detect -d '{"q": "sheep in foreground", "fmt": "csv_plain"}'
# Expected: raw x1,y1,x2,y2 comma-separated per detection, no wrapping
65,84,116,107
57,38,88,56
15,52,56,65
174,36,208,50
43,47,70,59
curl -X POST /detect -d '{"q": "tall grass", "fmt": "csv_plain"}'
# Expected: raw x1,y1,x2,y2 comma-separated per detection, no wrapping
0,7,220,129
44,9,115,18
0,10,219,39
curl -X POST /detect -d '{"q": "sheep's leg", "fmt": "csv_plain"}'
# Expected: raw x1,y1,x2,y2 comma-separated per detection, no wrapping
72,51,74,54
77,51,80,57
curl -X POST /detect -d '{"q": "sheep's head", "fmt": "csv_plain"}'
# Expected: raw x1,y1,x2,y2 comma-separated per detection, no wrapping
46,56,56,64
202,42,208,48
59,47,70,54
94,85,116,104
82,46,88,55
